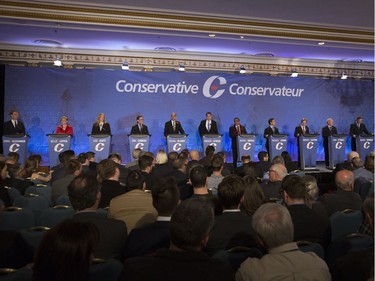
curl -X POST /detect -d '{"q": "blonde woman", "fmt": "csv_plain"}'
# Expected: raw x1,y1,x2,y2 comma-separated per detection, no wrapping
91,113,111,135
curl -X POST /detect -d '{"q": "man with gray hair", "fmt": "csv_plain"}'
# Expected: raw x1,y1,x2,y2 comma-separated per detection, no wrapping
351,156,374,182
236,203,330,281
321,169,362,216
322,118,338,167
261,163,287,200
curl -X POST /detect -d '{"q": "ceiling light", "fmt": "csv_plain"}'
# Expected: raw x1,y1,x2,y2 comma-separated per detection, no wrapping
341,73,348,79
178,63,185,72
318,42,325,45
291,69,298,77
121,61,129,70
240,36,244,39
239,65,246,74
208,34,216,37
53,58,62,67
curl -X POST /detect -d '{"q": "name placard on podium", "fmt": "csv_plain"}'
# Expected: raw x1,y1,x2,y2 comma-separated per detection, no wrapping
202,134,222,152
236,134,256,162
166,134,188,153
328,134,347,169
269,134,288,160
356,135,374,160
2,135,29,165
89,134,112,163
299,134,319,170
47,134,72,167
128,134,150,155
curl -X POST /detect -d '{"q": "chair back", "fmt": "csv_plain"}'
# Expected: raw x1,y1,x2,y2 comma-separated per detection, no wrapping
4,186,21,204
297,240,325,259
55,195,72,207
39,205,75,228
19,226,50,252
89,258,123,281
330,209,363,241
13,195,50,225
0,207,35,231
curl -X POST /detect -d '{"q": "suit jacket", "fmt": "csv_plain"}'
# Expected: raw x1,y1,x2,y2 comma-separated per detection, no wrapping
198,120,219,137
3,120,26,135
164,120,185,137
263,126,279,151
322,125,338,146
130,124,149,135
123,220,170,259
320,189,363,216
73,211,127,260
261,180,282,200
229,125,247,143
55,125,73,135
294,125,310,137
91,122,111,135
205,211,256,256
99,179,127,208
350,122,371,137
287,204,331,248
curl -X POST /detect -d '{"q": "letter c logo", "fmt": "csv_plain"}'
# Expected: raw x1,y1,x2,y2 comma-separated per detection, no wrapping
364,141,371,149
135,143,144,149
275,142,283,150
173,143,182,152
335,142,342,149
307,142,314,149
243,143,252,150
9,143,20,152
54,143,64,152
202,76,226,99
95,143,105,152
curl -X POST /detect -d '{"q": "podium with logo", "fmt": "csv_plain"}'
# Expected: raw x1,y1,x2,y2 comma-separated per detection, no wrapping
88,134,112,163
269,134,288,160
236,134,256,162
328,134,347,169
167,134,188,153
202,134,223,152
47,134,72,167
299,134,319,170
128,134,150,155
356,135,374,160
2,135,29,165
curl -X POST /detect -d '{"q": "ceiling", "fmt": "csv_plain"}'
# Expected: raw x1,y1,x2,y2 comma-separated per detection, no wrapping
0,0,373,75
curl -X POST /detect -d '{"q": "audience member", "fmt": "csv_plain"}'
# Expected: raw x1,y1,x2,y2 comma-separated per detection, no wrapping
255,151,271,178
0,161,11,207
108,153,130,186
6,152,20,165
205,175,256,256
139,154,158,190
51,159,81,205
236,203,331,281
281,175,331,248
215,151,232,176
281,151,299,172
153,150,173,178
241,175,266,216
32,219,99,281
126,148,142,170
123,198,235,281
96,159,126,208
302,175,327,216
108,170,157,232
261,163,287,200
207,155,225,195
124,176,180,259
77,152,90,175
169,157,189,187
3,163,33,195
199,145,215,169
320,170,363,216
86,151,97,173
351,156,374,182
50,150,75,183
19,157,52,184
186,149,200,175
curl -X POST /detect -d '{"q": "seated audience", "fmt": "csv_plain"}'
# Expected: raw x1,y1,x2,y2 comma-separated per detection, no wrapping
69,174,127,260
50,150,76,183
108,170,157,232
86,151,97,173
32,219,100,281
255,151,271,179
4,163,33,195
77,152,90,175
169,157,189,188
281,151,299,172
19,157,53,184
96,159,127,208
320,170,362,216
205,175,256,256
0,161,11,207
207,155,225,195
351,156,374,182
186,149,199,175
139,154,158,190
108,152,130,186
153,150,173,178
126,148,142,170
123,176,180,259
236,203,331,281
241,175,267,216
282,175,331,248
199,145,215,169
123,198,235,281
302,175,327,216
6,152,20,165
215,151,232,176
261,163,287,200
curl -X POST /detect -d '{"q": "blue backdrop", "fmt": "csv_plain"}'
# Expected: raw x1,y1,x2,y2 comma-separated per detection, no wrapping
4,66,374,164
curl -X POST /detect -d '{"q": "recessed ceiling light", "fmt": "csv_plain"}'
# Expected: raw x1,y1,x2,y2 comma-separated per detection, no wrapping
154,47,177,51
318,42,325,45
240,36,244,39
208,34,216,37
34,39,62,46
53,59,62,67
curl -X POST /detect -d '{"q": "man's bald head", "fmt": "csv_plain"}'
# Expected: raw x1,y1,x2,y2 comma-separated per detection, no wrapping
189,150,199,161
269,163,288,182
347,151,359,162
335,170,354,191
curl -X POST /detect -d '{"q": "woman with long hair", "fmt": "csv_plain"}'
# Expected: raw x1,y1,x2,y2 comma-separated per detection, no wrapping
91,113,111,135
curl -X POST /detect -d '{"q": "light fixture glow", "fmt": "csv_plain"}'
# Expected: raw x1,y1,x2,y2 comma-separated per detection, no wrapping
341,73,348,79
121,61,129,70
239,65,246,74
178,63,185,72
291,70,298,77
240,36,245,39
318,42,325,45
53,58,62,67
208,34,216,37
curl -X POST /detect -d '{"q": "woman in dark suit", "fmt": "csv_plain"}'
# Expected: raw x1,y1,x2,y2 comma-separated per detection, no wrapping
91,113,111,135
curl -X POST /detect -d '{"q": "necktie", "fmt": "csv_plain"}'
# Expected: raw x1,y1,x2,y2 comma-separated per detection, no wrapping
14,121,17,128
139,125,142,132
302,126,305,134
237,125,241,135
173,121,176,131
208,122,211,132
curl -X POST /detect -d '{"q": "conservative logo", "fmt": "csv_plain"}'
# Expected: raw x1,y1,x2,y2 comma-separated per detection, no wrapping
9,143,20,152
54,143,65,152
202,76,227,99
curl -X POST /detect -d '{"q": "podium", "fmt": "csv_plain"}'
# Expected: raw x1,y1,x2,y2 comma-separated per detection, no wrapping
2,135,29,165
299,134,319,170
236,134,256,162
202,134,223,152
269,134,288,160
356,135,374,160
328,134,347,169
128,134,150,155
166,134,188,153
47,134,72,167
88,134,112,163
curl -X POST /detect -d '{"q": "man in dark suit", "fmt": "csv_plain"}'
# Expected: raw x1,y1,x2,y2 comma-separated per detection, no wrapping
3,110,26,135
294,118,310,167
322,118,338,167
69,174,127,260
123,176,180,259
130,115,149,135
349,116,371,151
205,175,256,256
164,112,185,137
108,153,130,186
229,117,247,168
263,118,279,155
198,112,219,138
